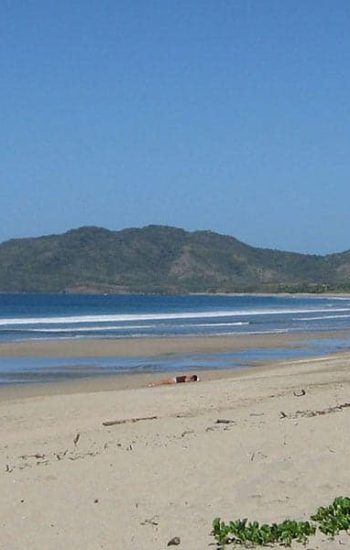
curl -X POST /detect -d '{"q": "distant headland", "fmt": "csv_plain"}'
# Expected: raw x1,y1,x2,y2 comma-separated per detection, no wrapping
0,225,349,294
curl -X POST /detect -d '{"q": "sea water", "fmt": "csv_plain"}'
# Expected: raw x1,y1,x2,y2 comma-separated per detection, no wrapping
0,293,349,384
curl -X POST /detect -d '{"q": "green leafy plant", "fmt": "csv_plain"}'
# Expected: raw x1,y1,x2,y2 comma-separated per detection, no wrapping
212,517,315,547
311,496,350,536
212,496,350,547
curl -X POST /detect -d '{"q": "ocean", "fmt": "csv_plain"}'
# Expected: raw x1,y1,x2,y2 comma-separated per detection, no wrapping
0,293,349,384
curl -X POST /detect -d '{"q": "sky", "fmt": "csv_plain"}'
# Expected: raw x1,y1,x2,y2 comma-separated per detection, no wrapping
1,1,350,254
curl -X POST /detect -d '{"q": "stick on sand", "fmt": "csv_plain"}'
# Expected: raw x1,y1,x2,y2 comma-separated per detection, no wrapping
102,415,158,427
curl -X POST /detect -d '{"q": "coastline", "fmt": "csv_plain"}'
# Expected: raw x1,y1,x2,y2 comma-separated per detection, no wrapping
0,328,349,396
0,348,349,402
2,328,350,357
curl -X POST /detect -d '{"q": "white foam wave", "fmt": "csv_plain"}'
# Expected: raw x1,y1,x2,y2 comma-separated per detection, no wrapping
209,329,290,336
194,321,249,327
325,297,350,301
295,314,350,321
8,328,291,342
1,307,350,327
5,321,250,333
10,324,155,333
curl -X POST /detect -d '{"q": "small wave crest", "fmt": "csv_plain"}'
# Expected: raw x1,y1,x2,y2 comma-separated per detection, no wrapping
1,307,350,327
294,314,350,321
0,321,250,334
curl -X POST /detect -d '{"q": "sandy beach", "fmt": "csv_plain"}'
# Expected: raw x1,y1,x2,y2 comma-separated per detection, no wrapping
1,339,350,549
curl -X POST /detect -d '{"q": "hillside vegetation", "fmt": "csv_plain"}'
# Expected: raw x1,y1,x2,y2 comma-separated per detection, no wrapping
0,225,349,293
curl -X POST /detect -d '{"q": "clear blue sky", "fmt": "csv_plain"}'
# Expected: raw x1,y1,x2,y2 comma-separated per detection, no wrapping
1,1,350,254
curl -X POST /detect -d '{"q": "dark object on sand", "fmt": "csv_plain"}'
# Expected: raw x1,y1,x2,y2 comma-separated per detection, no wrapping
149,374,200,387
102,415,158,427
280,401,350,420
293,389,306,397
167,536,181,546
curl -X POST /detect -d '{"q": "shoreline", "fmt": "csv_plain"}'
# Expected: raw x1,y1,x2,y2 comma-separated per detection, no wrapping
1,341,350,402
0,329,349,399
1,328,350,358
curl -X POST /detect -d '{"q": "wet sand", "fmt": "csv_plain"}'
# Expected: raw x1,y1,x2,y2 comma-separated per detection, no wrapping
1,328,350,357
0,328,349,400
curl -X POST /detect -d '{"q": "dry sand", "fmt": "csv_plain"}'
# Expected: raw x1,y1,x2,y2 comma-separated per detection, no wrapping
1,346,350,548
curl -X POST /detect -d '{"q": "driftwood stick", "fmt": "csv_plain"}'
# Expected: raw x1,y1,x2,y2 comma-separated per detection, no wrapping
102,415,158,427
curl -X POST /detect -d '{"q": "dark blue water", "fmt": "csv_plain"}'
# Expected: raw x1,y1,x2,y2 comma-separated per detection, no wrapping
1,293,350,341
0,294,349,384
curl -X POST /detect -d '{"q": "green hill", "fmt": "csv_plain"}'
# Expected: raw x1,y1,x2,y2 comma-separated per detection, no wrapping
0,225,349,294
